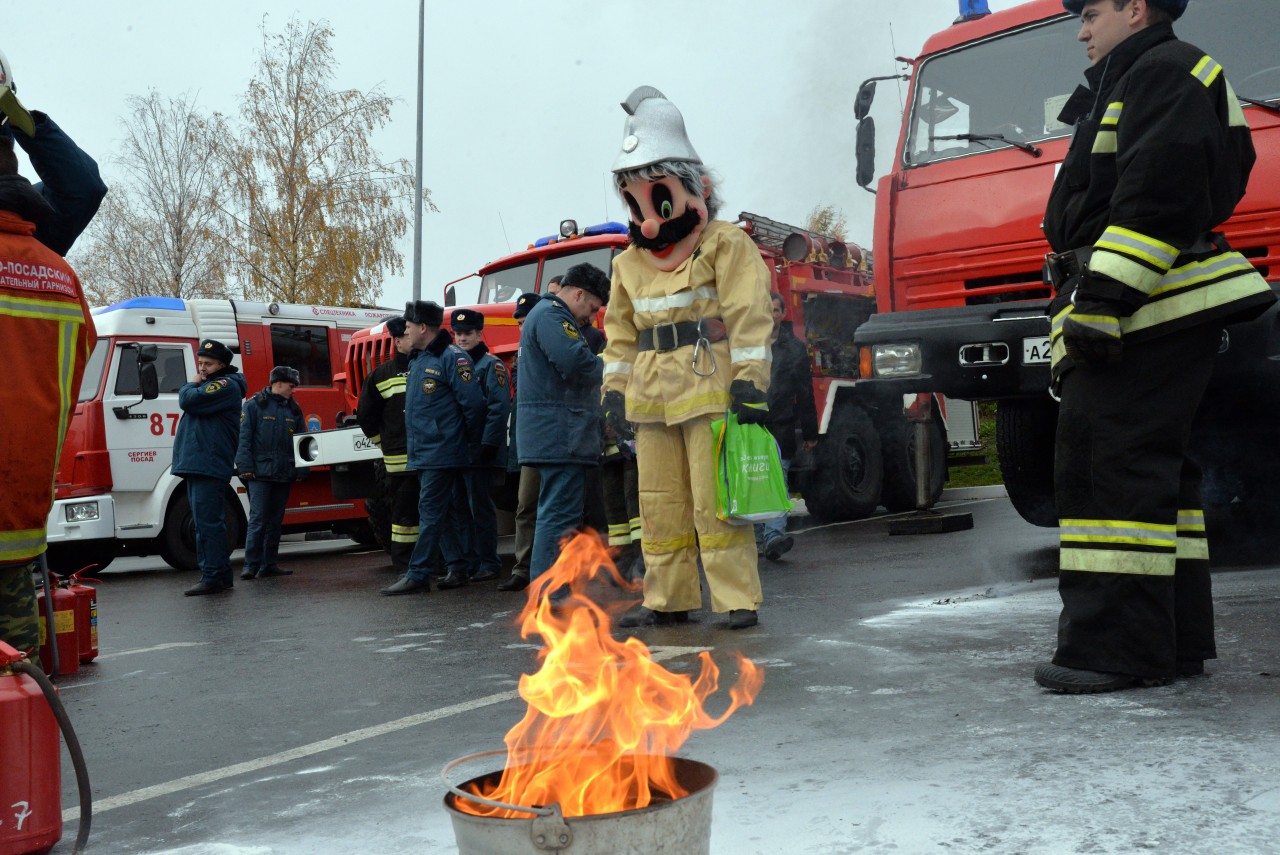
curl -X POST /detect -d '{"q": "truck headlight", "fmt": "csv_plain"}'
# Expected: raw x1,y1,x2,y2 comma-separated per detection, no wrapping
872,344,922,378
298,436,319,462
65,502,100,523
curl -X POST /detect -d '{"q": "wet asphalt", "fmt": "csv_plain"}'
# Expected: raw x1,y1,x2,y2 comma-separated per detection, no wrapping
40,495,1280,855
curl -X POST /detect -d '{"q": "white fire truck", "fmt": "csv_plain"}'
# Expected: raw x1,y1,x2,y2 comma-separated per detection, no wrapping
45,296,397,574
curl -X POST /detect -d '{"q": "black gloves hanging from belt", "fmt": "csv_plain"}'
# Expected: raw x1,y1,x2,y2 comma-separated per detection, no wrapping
729,379,769,425
1059,269,1137,369
602,390,634,442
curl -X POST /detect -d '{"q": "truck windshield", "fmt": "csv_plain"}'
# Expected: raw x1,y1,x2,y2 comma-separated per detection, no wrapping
477,246,619,304
906,1,1278,167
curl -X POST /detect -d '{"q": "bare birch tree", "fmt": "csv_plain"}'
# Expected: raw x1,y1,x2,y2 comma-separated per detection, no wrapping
211,18,417,306
72,91,229,305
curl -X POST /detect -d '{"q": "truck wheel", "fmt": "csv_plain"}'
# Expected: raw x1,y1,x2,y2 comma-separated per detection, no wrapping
363,460,394,552
45,543,116,575
803,404,883,523
159,489,244,573
996,398,1058,528
879,412,947,513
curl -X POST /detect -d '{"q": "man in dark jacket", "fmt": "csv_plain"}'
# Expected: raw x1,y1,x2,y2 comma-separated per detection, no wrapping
356,315,417,573
500,292,542,591
756,292,818,561
381,301,486,595
175,339,248,596
446,308,510,587
236,365,303,580
1035,0,1275,692
517,263,608,584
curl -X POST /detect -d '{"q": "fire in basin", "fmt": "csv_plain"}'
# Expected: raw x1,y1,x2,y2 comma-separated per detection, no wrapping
443,531,764,854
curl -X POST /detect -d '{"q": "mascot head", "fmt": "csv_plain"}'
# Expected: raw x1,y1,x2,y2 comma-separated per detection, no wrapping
611,86,721,272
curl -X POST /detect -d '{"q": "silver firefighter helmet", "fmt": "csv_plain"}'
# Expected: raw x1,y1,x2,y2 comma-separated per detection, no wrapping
611,86,701,174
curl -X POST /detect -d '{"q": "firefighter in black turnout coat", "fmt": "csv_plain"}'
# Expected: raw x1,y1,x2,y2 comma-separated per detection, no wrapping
357,315,417,573
1035,0,1275,693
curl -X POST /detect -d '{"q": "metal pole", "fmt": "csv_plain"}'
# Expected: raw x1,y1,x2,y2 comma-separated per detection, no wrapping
412,0,424,301
914,420,930,511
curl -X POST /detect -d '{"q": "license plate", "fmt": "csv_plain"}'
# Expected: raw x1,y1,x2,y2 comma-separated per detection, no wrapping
1022,336,1051,364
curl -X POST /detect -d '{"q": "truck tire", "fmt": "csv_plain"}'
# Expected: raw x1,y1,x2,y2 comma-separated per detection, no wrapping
879,412,947,513
45,542,116,575
159,489,244,573
996,398,1058,528
802,404,883,523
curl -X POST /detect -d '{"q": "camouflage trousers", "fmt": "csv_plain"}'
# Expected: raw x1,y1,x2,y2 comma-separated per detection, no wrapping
0,559,40,659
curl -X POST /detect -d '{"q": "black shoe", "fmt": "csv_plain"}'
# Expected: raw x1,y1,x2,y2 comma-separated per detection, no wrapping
380,575,430,595
1177,659,1206,677
437,572,470,590
497,574,529,591
1034,663,1171,694
470,569,499,583
184,580,229,597
618,607,689,628
728,609,759,629
240,568,258,580
763,535,794,562
654,610,689,625
256,566,293,578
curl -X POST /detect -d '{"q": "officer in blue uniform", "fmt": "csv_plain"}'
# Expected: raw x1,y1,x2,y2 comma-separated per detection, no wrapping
236,365,304,580
381,301,487,595
175,339,248,596
516,263,609,584
442,308,511,587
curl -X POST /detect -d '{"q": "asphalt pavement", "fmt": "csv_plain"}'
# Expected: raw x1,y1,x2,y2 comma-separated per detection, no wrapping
39,494,1280,855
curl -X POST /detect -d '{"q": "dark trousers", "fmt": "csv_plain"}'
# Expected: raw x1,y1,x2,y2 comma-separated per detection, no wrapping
1053,323,1221,678
530,464,586,580
406,468,467,582
187,476,233,585
388,471,421,572
459,468,501,578
244,479,292,573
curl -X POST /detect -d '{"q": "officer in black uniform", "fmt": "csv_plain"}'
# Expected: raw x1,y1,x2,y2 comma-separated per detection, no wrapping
381,301,486,595
356,315,418,574
1035,0,1275,692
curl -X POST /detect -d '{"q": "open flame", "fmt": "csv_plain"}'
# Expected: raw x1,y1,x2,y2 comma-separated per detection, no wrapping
457,532,764,818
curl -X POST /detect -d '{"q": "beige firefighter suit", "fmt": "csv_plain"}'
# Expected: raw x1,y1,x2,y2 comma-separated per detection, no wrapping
603,219,774,613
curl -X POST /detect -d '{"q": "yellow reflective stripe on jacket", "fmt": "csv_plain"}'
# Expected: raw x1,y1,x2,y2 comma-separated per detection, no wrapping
390,523,419,543
376,375,406,398
1093,102,1122,153
55,320,79,465
383,453,408,473
1176,508,1209,560
1060,518,1177,549
631,286,718,314
730,346,770,363
1101,102,1123,125
1068,313,1122,338
0,295,88,323
1059,547,1175,576
1177,509,1206,532
607,523,631,546
604,362,633,376
1191,55,1223,88
0,527,47,563
1092,131,1117,155
1125,259,1269,335
1224,80,1248,128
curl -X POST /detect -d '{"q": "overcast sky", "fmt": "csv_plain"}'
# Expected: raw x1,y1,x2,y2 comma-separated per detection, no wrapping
8,0,1026,308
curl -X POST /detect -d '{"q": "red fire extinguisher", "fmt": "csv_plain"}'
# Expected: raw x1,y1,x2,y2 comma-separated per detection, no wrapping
65,568,100,665
0,640,62,855
35,584,78,678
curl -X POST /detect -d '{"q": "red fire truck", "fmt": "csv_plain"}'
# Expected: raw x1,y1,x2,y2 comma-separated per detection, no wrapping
46,297,395,574
852,0,1280,527
300,215,980,532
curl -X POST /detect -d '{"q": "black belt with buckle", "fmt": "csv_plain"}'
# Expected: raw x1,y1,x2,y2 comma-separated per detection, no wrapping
637,319,724,353
1043,247,1094,291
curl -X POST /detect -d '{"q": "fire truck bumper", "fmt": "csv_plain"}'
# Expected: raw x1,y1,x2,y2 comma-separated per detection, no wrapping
46,495,117,544
853,302,1052,400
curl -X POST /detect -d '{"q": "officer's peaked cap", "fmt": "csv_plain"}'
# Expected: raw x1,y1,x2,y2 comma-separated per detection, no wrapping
451,308,485,331
561,263,610,306
198,338,234,365
512,292,542,320
1062,0,1187,18
404,300,444,327
383,315,408,337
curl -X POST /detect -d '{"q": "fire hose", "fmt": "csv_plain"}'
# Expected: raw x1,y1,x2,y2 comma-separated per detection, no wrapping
11,656,92,854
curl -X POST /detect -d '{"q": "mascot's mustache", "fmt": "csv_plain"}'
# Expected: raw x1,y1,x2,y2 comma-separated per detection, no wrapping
628,205,702,251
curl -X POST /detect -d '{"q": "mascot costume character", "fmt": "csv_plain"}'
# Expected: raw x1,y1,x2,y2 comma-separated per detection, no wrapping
602,86,774,630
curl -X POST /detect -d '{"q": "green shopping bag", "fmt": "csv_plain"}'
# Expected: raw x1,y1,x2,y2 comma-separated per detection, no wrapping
712,411,794,524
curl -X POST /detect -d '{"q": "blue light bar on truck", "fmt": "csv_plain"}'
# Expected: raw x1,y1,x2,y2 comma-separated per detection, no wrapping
956,0,991,21
582,221,628,236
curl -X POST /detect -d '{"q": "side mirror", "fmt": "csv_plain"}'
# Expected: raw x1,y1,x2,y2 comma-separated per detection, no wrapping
138,363,159,401
444,284,457,308
855,117,877,189
854,80,877,121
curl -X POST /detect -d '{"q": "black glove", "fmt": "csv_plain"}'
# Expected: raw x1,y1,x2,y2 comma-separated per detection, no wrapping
1061,297,1124,368
476,444,499,466
729,379,769,425
602,390,633,442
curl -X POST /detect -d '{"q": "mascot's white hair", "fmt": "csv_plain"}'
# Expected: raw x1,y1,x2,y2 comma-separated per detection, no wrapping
613,159,723,221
